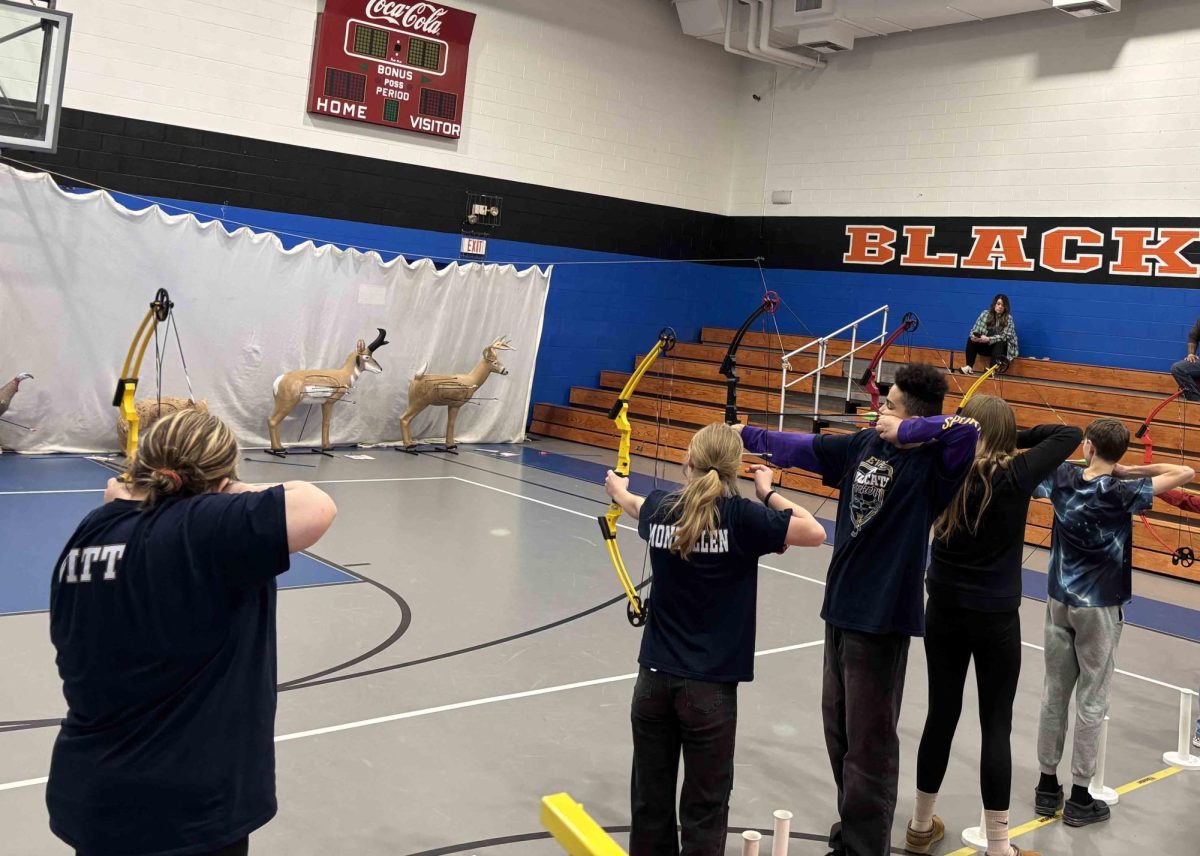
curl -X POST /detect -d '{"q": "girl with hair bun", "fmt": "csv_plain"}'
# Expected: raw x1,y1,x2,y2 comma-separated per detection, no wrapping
47,409,337,856
604,422,827,855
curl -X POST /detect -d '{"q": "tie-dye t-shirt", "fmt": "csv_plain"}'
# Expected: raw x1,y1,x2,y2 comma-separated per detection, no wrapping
1035,464,1153,607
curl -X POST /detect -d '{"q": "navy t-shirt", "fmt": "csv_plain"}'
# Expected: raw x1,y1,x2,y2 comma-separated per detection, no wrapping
47,487,290,856
1035,464,1153,608
815,430,966,636
636,489,790,683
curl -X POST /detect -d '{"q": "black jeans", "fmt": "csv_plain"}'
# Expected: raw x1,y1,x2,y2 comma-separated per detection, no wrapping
78,838,248,856
629,667,737,856
964,337,1009,369
823,624,910,856
916,597,1022,810
1171,358,1200,401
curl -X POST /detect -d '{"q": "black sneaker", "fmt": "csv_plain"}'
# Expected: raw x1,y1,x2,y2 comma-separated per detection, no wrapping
1034,784,1063,817
1063,796,1111,827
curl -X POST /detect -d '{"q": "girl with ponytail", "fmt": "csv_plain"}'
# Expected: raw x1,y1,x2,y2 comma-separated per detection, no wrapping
604,422,826,855
904,395,1081,856
48,410,337,856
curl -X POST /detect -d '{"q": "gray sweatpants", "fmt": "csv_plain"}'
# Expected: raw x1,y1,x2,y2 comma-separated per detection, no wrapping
1037,598,1123,788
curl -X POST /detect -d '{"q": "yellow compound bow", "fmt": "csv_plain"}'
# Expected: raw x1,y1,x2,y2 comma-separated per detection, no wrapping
112,288,183,464
597,327,676,626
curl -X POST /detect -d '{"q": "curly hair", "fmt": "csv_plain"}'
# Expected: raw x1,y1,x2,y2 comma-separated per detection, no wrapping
892,363,948,418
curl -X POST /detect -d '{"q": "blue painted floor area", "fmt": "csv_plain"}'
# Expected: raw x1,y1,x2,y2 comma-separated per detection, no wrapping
0,463,355,616
1021,569,1200,644
0,454,115,492
495,447,1200,644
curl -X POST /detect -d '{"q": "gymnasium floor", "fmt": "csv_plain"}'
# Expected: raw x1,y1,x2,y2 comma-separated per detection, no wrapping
1,439,1198,855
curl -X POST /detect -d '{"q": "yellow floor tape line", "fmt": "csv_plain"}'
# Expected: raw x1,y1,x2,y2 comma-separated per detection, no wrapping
942,766,1184,856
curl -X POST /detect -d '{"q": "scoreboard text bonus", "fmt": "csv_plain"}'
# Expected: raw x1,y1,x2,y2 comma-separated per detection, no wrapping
307,1,476,139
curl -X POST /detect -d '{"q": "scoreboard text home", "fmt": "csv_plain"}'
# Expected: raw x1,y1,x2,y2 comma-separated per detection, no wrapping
307,1,476,140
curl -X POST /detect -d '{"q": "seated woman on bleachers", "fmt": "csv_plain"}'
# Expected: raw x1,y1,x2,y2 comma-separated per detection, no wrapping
961,294,1019,375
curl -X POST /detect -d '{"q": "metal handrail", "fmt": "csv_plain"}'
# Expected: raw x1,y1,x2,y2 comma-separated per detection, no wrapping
778,305,890,430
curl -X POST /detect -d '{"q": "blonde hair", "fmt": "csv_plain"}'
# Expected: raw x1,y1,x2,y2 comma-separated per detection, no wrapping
126,409,239,506
660,422,742,561
933,394,1015,542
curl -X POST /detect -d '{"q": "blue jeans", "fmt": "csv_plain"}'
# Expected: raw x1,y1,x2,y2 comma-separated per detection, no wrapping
629,667,737,856
1171,359,1200,401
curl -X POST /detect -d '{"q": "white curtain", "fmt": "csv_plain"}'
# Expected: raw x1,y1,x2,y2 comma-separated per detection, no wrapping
0,165,551,453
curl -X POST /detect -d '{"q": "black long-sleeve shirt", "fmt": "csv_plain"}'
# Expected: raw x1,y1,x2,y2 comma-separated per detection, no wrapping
1188,318,1200,352
927,424,1083,612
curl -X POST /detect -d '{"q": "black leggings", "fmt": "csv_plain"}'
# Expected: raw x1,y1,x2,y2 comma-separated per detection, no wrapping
964,337,1008,369
78,839,247,856
915,597,1021,810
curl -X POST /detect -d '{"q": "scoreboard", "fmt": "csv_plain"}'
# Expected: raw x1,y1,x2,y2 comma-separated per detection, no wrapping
307,1,476,140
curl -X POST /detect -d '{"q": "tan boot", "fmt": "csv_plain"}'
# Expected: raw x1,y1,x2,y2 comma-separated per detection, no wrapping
904,816,945,854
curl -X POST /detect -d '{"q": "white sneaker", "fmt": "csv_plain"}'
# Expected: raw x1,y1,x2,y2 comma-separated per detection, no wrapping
959,366,973,375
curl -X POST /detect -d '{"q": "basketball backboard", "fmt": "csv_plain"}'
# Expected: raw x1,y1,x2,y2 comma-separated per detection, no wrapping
0,0,71,153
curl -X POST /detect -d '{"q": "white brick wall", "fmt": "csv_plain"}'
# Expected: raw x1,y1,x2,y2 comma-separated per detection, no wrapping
55,0,743,213
729,0,1200,217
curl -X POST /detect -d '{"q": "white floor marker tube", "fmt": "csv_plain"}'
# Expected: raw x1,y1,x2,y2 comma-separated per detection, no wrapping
960,807,987,850
1163,690,1200,771
742,829,762,856
1089,715,1120,804
772,809,792,856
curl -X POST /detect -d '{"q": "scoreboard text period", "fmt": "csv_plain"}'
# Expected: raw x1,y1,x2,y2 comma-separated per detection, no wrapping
307,1,476,140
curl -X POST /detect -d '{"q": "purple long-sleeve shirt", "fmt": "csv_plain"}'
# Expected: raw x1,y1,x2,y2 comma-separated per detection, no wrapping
741,415,979,483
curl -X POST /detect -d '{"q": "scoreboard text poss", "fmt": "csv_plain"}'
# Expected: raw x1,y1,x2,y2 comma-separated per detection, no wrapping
307,1,476,139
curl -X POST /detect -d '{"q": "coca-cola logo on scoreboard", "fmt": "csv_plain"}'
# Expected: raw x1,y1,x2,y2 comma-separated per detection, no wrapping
365,1,447,34
307,0,476,139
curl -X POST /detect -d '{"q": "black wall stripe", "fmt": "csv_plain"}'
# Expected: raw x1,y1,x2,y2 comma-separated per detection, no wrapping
5,109,1199,288
3,109,728,261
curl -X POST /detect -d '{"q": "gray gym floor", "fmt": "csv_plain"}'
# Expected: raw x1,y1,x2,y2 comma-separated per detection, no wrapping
1,438,1198,854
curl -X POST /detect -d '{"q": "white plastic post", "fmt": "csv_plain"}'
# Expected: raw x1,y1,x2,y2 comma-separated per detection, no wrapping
772,809,792,856
960,807,987,850
1163,690,1200,770
1089,715,1120,804
742,829,762,856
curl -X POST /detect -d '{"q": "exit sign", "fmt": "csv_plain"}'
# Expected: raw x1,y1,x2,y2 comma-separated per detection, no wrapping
461,236,487,256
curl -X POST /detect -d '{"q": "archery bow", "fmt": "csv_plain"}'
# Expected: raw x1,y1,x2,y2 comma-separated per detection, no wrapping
113,288,193,464
720,291,780,425
955,362,1001,415
860,312,920,413
1134,390,1196,567
598,327,677,626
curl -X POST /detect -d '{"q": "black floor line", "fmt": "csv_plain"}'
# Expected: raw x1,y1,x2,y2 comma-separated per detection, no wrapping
279,580,650,692
278,556,412,689
403,825,910,855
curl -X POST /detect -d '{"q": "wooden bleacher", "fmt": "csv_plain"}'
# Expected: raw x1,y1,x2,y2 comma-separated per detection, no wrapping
531,327,1200,584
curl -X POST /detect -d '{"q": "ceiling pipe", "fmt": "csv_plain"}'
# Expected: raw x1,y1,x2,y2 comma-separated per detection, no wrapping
723,0,763,63
746,0,825,71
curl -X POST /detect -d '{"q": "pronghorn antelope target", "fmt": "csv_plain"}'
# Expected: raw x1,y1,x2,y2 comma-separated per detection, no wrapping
267,329,389,454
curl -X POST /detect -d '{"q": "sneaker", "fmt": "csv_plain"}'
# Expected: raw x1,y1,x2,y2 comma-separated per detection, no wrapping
1063,796,1111,827
904,816,944,855
1192,720,1200,749
959,366,974,375
1034,784,1063,817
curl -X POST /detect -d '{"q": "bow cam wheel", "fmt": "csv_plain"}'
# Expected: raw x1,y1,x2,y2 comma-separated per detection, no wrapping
627,596,649,627
1173,546,1195,567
